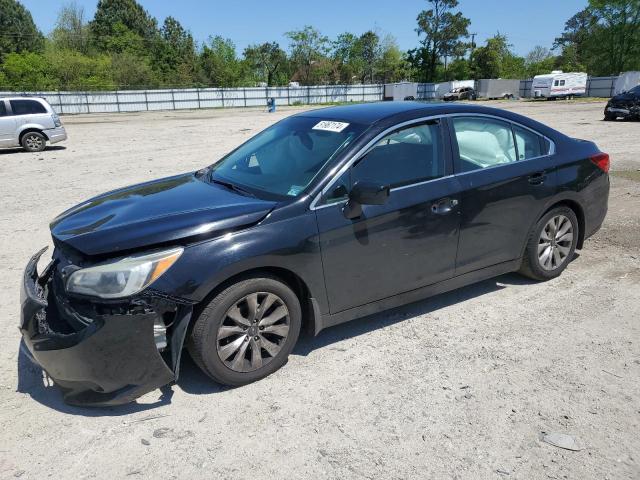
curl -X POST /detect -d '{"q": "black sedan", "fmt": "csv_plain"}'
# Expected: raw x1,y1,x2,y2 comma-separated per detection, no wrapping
20,102,610,406
605,84,640,120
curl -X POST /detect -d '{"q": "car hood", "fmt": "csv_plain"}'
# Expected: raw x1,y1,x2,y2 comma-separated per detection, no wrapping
610,92,640,104
50,172,277,256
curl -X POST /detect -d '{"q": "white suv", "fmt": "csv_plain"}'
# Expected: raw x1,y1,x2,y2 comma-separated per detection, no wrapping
0,96,67,152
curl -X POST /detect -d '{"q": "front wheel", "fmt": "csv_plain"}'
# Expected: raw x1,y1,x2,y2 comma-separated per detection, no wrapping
21,131,46,152
188,275,302,386
519,207,578,281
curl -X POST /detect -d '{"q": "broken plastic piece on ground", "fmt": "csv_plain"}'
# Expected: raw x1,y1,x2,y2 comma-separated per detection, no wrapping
541,432,583,451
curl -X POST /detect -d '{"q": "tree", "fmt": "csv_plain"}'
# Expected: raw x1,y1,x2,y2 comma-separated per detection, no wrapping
243,42,287,86
90,0,157,52
412,0,470,82
524,46,556,77
331,33,364,84
0,0,44,58
473,34,526,79
152,16,197,86
555,1,640,75
111,51,156,88
286,26,330,85
588,0,640,74
0,52,53,90
51,2,91,54
359,31,380,83
376,35,410,83
200,36,245,87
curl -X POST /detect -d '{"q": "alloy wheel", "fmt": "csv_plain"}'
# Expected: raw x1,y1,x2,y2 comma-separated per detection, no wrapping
25,134,44,150
538,214,573,271
216,292,290,373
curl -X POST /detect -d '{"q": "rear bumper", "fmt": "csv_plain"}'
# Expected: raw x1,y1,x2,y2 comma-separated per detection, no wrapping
19,248,183,407
583,173,610,241
43,126,67,144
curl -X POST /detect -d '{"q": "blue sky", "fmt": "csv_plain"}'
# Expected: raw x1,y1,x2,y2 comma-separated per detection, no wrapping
21,0,588,56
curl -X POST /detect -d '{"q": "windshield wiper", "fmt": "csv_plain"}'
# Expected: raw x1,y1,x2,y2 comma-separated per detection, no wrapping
210,177,256,198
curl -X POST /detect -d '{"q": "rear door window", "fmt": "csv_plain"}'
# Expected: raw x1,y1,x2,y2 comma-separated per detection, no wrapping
451,117,516,172
0,101,6,116
9,99,47,115
513,125,544,160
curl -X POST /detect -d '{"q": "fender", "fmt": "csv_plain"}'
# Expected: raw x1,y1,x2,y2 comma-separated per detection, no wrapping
151,209,331,315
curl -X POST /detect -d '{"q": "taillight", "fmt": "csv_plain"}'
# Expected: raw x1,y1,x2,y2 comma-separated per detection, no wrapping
591,152,610,173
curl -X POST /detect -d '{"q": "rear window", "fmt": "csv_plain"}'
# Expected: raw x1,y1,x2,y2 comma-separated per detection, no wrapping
0,101,6,116
9,99,47,115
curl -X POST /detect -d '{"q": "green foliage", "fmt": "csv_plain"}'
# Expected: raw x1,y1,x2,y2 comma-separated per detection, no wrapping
1,0,636,91
472,34,526,79
244,42,288,86
555,1,640,75
90,0,157,52
200,36,246,87
286,26,330,85
51,2,91,54
411,0,471,82
0,0,44,58
152,16,198,86
0,52,53,90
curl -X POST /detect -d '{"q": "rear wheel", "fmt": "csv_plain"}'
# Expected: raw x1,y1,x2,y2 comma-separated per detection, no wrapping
188,275,302,386
519,206,578,281
21,131,46,152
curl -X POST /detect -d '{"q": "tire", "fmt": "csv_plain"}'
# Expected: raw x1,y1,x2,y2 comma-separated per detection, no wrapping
21,131,46,152
604,113,616,121
519,206,579,281
188,274,302,386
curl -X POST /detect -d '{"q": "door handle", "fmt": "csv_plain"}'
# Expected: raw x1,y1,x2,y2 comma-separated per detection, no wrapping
431,197,458,215
528,172,546,185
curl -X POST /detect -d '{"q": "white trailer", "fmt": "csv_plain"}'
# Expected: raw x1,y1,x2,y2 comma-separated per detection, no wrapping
531,71,587,98
383,82,418,101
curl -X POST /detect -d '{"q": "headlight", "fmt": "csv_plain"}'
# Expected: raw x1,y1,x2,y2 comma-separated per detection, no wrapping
66,247,183,299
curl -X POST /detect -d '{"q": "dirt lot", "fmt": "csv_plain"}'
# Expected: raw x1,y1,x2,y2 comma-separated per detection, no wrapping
0,100,638,479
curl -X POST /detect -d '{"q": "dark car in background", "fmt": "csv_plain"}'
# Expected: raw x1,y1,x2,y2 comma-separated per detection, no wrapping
443,87,477,101
20,102,609,406
604,85,640,120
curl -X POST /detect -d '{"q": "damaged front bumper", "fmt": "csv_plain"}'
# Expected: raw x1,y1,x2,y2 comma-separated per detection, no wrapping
19,248,193,407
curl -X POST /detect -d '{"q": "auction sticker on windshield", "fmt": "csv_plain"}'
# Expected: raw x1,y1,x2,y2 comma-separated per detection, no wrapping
312,121,350,133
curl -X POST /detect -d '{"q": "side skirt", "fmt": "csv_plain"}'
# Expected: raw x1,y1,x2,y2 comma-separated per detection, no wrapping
314,258,521,335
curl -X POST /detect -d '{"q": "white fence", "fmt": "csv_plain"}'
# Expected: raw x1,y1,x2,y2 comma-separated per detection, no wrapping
2,75,624,115
0,84,384,115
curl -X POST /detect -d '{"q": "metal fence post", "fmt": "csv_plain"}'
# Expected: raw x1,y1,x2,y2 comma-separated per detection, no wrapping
58,90,63,114
171,89,176,110
244,87,247,108
287,87,290,106
144,90,149,111
196,88,201,109
85,91,90,114
307,86,311,105
115,90,120,113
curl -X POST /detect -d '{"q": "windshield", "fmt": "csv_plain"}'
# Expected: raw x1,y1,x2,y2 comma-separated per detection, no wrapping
209,116,366,199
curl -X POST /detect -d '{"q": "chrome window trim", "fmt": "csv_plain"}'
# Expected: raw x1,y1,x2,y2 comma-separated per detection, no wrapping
309,112,556,211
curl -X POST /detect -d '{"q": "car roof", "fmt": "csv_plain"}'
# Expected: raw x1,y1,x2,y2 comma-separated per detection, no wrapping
295,101,511,126
0,96,48,102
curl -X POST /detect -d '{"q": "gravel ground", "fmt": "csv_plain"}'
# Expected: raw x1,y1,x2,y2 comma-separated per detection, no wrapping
0,100,638,479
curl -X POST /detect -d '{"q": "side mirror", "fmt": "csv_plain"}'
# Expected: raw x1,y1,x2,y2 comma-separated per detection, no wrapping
343,181,390,219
